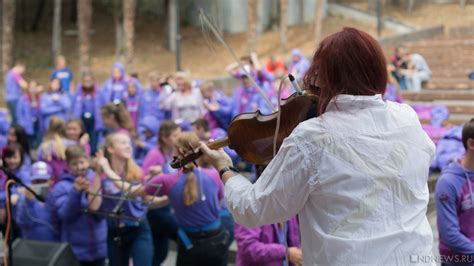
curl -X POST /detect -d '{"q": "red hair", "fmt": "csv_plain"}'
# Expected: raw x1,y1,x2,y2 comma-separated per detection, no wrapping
303,27,387,114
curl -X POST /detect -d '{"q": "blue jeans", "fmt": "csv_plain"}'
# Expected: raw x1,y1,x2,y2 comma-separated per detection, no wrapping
147,205,178,266
6,100,18,124
107,221,153,266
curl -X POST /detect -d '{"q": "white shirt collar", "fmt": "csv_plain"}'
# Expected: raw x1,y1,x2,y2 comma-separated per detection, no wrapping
325,94,386,112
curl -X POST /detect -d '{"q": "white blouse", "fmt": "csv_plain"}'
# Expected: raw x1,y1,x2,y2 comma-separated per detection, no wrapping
225,94,436,265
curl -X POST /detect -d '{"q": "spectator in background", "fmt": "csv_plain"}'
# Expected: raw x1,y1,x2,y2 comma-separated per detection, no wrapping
16,161,58,242
138,71,168,125
231,71,272,119
66,119,91,156
265,56,286,76
4,61,28,123
200,81,232,130
40,78,71,131
400,51,432,92
134,115,160,166
123,79,141,127
435,119,474,264
16,80,43,149
383,64,403,103
99,63,135,106
7,124,32,168
234,217,302,266
0,109,10,149
160,71,205,124
287,49,310,82
71,72,101,154
50,55,74,95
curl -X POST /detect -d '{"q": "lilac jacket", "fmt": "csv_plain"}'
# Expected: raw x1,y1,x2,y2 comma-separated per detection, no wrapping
16,193,58,241
40,92,71,130
71,85,103,130
435,161,474,256
231,86,272,119
4,69,22,102
16,94,41,135
138,88,167,124
52,170,107,261
432,125,465,170
235,217,301,266
135,116,160,166
204,90,233,130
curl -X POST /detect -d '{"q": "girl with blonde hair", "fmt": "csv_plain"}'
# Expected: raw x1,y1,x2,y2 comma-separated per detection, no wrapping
99,131,229,266
37,116,75,183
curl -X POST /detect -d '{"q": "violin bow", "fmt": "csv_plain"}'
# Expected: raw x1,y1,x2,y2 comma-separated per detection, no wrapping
198,9,276,112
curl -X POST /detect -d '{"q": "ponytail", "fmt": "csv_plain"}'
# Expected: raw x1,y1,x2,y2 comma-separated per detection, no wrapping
175,131,202,206
183,171,199,206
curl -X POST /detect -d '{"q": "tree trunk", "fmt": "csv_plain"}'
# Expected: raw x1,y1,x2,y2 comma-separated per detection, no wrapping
2,0,15,75
52,0,62,63
77,0,92,76
460,0,466,8
30,0,46,31
247,0,259,54
123,0,136,72
167,0,177,52
114,0,125,62
279,0,288,52
407,0,414,14
314,0,324,46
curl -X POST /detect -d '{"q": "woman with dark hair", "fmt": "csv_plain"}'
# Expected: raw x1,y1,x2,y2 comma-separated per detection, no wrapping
7,124,31,167
200,27,435,265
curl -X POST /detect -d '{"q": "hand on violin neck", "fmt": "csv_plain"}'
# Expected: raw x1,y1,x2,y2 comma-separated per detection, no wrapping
199,141,233,171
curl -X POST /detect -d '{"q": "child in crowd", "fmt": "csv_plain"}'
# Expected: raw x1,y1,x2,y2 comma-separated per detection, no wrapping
138,71,168,124
0,109,9,149
134,116,160,166
7,125,32,167
287,49,310,82
52,145,106,266
16,161,58,241
101,132,229,266
99,63,138,106
50,55,74,95
231,72,272,119
383,64,403,103
37,117,75,183
191,118,238,165
16,80,43,149
40,78,71,131
124,79,141,127
66,119,91,156
234,217,302,266
100,103,135,137
200,81,232,130
71,72,101,154
435,119,474,264
160,72,205,124
98,132,159,266
4,61,28,123
142,121,180,265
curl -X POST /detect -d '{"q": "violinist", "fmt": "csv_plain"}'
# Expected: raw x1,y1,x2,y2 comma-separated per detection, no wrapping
199,27,436,265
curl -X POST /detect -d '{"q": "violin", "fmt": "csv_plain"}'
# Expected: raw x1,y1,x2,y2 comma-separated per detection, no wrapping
170,91,319,169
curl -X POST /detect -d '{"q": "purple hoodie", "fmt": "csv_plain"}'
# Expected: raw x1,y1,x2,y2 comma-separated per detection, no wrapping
435,161,474,257
52,169,107,262
231,85,272,119
40,92,71,131
287,49,310,82
16,193,58,242
71,84,103,130
138,87,167,124
234,217,301,266
16,94,42,135
98,63,142,108
204,90,233,130
135,116,160,166
4,69,23,102
432,125,465,170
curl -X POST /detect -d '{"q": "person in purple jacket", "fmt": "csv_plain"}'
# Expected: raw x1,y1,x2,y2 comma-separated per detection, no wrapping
287,49,310,82
100,132,230,266
200,81,232,130
16,161,58,242
50,55,74,95
40,78,71,131
52,145,106,266
135,116,160,166
231,73,272,119
123,79,140,127
435,119,474,265
137,71,168,125
235,216,302,266
4,61,28,124
0,109,10,150
16,81,43,149
72,72,102,153
98,63,142,108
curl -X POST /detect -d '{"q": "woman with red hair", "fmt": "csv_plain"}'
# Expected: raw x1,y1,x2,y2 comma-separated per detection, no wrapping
200,27,435,265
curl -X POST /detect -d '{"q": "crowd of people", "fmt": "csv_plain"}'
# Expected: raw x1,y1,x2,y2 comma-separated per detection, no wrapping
0,38,470,266
0,50,310,266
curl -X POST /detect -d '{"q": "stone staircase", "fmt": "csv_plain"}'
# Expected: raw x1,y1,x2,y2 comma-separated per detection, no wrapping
401,31,474,126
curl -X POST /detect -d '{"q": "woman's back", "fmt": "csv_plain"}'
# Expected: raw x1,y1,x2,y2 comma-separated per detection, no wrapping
288,95,435,264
